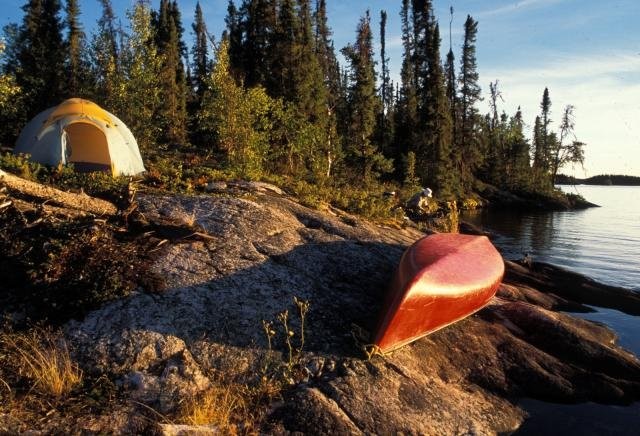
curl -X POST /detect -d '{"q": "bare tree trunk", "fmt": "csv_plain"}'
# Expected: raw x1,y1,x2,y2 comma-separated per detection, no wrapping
0,169,118,216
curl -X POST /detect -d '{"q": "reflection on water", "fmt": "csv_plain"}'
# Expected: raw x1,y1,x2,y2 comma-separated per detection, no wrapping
468,187,640,434
515,399,640,436
462,186,640,292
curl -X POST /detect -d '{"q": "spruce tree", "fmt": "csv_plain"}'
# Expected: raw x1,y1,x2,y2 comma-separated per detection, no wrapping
242,0,277,88
91,0,120,108
271,0,297,101
379,10,391,115
315,0,341,107
294,0,326,124
16,0,66,116
508,107,531,190
191,1,208,99
65,0,90,97
154,0,187,145
225,0,244,77
376,9,394,160
540,87,552,172
189,2,209,146
423,24,455,195
394,0,419,175
458,14,481,190
342,11,391,184
119,0,162,152
314,0,342,177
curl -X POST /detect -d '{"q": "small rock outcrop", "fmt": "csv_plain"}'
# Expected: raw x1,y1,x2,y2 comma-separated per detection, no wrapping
60,188,640,433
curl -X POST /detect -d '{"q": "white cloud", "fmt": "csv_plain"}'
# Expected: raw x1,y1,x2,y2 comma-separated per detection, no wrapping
477,0,569,18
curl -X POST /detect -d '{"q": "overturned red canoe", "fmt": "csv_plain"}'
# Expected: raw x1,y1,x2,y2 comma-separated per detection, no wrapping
372,233,504,353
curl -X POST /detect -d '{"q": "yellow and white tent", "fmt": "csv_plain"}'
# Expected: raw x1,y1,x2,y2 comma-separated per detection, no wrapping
14,98,145,176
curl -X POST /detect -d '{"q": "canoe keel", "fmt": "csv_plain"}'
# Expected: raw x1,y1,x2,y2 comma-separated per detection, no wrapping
373,233,504,353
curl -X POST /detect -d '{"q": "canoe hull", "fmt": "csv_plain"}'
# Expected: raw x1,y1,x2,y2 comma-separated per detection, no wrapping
373,233,504,353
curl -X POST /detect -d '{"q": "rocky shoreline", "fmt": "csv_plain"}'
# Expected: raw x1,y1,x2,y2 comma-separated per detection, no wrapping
1,179,638,434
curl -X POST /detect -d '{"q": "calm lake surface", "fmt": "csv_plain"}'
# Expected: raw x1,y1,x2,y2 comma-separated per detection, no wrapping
462,185,640,293
463,185,640,434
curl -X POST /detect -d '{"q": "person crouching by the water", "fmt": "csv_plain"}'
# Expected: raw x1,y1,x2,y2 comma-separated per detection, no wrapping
407,187,433,215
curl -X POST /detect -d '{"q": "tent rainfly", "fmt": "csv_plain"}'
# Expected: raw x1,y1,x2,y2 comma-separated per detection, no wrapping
14,98,145,176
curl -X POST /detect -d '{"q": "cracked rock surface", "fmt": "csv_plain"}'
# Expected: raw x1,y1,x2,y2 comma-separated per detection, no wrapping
65,190,640,434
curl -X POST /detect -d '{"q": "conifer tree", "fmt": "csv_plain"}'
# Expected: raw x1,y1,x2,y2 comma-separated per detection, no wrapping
314,0,342,177
379,10,391,115
271,0,297,101
295,0,327,123
314,0,341,108
342,11,391,184
423,23,456,194
65,0,90,96
242,0,277,87
540,87,552,170
376,9,394,159
507,107,531,190
444,7,457,145
91,0,120,108
154,0,187,145
118,0,162,152
16,0,66,116
225,0,243,77
394,0,419,172
458,14,481,190
191,1,208,99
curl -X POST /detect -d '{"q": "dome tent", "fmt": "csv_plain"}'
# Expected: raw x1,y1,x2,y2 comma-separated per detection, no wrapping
14,98,145,176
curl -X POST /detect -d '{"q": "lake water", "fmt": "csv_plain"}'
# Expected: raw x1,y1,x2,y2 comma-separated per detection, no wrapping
462,185,640,434
462,185,640,293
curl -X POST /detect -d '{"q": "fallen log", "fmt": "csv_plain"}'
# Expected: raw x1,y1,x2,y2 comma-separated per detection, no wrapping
0,169,118,216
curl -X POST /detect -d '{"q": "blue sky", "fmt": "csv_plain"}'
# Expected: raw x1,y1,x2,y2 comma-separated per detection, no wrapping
3,0,639,176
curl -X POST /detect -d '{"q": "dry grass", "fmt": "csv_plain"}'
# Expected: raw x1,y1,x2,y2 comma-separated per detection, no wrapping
178,383,247,432
0,327,82,397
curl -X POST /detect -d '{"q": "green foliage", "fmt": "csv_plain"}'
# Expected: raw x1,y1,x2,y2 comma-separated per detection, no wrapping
342,12,392,186
198,40,273,178
116,1,163,153
0,152,46,180
15,0,66,117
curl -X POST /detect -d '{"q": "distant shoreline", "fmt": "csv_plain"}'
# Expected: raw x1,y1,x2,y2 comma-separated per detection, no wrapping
556,174,640,186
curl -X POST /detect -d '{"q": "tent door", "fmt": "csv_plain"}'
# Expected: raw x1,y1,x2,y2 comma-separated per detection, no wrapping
64,122,112,173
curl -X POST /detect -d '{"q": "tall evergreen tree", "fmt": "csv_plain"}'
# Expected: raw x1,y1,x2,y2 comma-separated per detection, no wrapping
191,1,208,99
225,0,243,77
314,0,342,177
540,86,552,171
153,0,187,145
270,0,297,101
91,0,120,108
444,7,457,146
376,9,394,161
16,0,66,116
342,11,391,184
423,23,456,194
458,14,481,190
394,0,418,173
242,0,277,87
119,0,162,152
379,10,391,114
507,107,532,190
64,0,90,96
294,0,326,123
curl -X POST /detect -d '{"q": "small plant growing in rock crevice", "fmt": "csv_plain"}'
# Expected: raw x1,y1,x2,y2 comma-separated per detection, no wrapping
261,296,310,381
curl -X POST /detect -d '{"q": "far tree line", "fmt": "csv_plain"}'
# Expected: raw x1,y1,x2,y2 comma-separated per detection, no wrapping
0,0,585,199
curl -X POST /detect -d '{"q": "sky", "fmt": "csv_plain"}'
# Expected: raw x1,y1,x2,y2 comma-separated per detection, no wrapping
3,0,639,176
